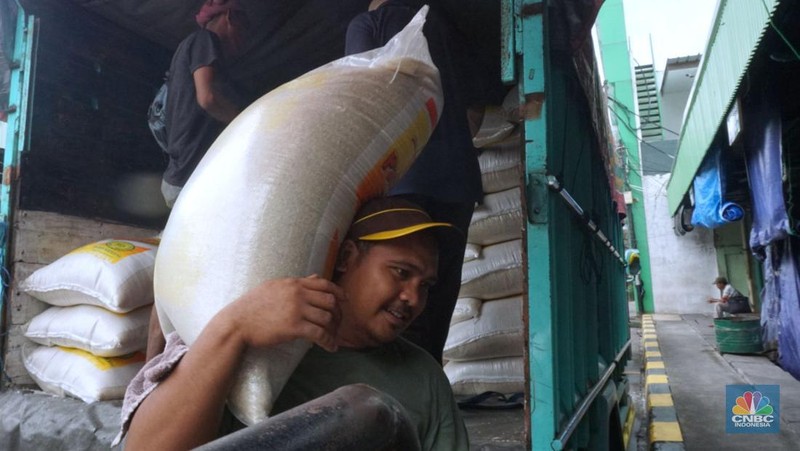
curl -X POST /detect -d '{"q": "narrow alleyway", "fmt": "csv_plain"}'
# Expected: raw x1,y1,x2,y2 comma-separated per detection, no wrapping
648,313,800,450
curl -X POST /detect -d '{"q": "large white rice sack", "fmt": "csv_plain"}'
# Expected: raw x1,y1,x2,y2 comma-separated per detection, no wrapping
459,239,523,300
25,304,151,357
20,238,159,313
472,106,516,148
463,243,482,263
478,143,523,194
444,295,523,361
23,344,145,403
467,187,523,245
154,8,442,425
444,356,525,396
450,297,482,326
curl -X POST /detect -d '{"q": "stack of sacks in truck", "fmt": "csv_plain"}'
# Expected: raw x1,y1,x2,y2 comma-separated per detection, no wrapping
444,99,525,398
19,238,157,403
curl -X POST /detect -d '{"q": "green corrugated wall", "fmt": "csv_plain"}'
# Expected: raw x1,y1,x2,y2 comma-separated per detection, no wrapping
666,0,781,213
596,0,654,313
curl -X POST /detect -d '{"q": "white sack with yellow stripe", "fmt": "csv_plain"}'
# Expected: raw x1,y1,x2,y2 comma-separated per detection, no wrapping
23,344,145,403
154,7,441,425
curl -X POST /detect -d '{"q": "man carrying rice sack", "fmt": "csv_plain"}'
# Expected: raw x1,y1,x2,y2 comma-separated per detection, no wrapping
118,198,469,450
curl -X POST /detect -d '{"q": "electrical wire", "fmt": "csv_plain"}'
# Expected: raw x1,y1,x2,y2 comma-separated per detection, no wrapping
762,0,800,61
607,95,682,138
609,107,677,161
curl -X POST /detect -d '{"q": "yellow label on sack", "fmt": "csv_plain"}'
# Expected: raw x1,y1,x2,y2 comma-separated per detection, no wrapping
60,347,146,371
70,240,150,264
355,99,436,203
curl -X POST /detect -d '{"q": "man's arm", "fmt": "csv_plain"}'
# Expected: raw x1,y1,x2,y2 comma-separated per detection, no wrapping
194,65,241,124
125,276,343,450
345,15,381,55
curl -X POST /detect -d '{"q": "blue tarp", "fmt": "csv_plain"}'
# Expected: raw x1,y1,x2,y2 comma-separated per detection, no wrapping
746,89,790,252
743,86,800,379
691,148,744,229
760,244,781,351
778,238,800,379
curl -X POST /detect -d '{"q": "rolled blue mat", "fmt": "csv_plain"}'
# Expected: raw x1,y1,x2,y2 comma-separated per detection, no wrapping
719,202,744,222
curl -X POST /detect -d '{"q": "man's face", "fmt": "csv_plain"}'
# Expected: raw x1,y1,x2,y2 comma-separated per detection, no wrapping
335,233,439,348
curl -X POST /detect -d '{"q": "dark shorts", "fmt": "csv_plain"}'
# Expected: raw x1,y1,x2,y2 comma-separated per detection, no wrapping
722,296,752,314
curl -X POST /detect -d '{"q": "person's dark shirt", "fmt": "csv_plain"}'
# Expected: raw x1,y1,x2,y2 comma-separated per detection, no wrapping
345,1,482,203
163,29,229,187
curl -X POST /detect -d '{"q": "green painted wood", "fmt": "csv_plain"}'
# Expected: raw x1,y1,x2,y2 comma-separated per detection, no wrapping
508,0,630,447
517,1,558,448
2,12,34,217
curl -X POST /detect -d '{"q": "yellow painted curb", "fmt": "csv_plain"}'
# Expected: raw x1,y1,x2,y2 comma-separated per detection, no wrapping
648,393,674,408
646,374,669,385
623,403,636,449
646,361,665,370
645,350,662,358
649,422,684,442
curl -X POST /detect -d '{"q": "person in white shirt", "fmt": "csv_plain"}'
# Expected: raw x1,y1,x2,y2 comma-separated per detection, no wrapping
708,276,751,318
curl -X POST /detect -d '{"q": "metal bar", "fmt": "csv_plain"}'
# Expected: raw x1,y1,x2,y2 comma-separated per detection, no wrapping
546,175,627,266
551,338,632,449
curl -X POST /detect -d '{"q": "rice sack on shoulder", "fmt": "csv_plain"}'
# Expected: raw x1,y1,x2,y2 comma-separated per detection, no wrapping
154,8,442,425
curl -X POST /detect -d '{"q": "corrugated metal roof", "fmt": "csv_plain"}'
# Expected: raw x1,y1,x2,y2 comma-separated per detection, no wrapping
666,0,781,214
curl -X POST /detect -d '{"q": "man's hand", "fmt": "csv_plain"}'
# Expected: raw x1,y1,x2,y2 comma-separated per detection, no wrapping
217,275,344,352
126,275,345,450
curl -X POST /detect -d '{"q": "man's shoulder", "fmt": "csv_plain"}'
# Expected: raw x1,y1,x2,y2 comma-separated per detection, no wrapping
176,29,218,53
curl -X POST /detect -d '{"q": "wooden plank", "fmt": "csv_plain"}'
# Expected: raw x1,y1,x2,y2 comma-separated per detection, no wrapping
3,326,36,386
8,263,49,326
12,210,160,264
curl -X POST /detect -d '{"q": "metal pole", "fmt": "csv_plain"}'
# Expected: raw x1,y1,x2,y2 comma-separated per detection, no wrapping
547,176,627,266
551,338,632,449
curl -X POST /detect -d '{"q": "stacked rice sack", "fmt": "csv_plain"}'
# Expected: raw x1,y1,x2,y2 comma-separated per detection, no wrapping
444,100,526,397
19,238,156,403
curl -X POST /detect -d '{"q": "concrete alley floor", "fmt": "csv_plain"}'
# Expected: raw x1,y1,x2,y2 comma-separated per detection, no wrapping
648,313,800,450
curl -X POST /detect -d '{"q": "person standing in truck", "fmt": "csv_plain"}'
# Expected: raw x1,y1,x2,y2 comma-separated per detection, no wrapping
147,0,251,362
160,0,250,208
345,0,496,363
